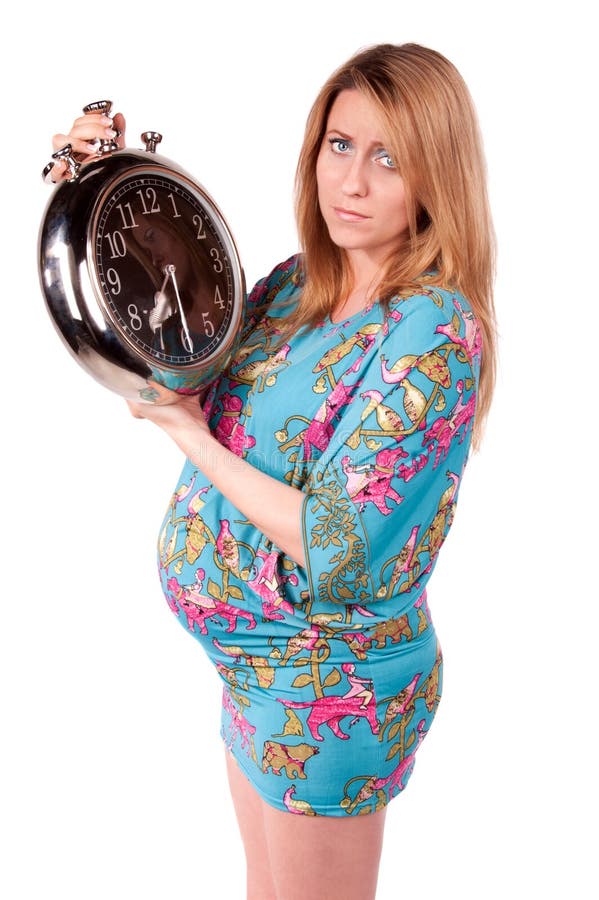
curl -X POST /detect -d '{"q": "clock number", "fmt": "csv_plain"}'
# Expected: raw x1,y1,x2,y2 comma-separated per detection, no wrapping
210,247,223,273
192,213,207,240
202,311,215,337
115,202,138,230
180,328,194,353
106,267,121,295
127,304,143,331
168,193,182,218
105,230,127,259
213,284,225,310
136,187,161,215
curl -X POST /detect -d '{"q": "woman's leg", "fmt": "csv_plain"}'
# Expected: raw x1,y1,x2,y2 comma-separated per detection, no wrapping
262,793,387,900
224,748,278,900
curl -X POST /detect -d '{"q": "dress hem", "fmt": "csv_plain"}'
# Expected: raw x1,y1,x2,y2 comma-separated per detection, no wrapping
221,734,393,818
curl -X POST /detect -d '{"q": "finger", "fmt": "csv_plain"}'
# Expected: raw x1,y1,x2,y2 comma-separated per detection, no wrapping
51,134,102,161
71,113,114,129
70,121,118,144
113,112,126,149
45,158,67,183
52,116,115,149
52,130,111,156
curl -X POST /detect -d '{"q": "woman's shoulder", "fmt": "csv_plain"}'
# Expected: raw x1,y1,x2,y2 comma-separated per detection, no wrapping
392,274,473,316
238,254,302,337
247,254,303,307
387,277,481,368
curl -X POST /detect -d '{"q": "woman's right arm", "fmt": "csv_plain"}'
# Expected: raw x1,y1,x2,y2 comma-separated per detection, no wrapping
49,110,127,182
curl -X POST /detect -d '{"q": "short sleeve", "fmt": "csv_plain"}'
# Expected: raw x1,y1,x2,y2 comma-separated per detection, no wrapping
300,286,481,611
237,254,302,338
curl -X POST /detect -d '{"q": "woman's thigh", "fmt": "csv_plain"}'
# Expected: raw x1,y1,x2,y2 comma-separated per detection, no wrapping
261,798,388,900
224,749,277,900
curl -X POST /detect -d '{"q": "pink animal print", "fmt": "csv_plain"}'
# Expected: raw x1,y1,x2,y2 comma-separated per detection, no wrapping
423,379,476,467
246,547,297,620
187,486,210,515
280,627,322,666
213,392,256,457
413,587,429,612
174,473,196,502
396,452,430,483
167,572,256,635
278,690,379,742
302,378,360,460
378,719,428,795
283,785,318,815
435,298,482,360
350,719,428,810
386,525,420,596
379,354,416,385
222,688,256,755
345,333,379,374
340,446,408,514
381,308,403,336
380,673,421,731
216,519,241,576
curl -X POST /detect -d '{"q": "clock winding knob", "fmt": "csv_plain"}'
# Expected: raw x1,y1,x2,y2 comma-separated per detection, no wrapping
141,131,163,153
83,100,119,154
50,143,80,181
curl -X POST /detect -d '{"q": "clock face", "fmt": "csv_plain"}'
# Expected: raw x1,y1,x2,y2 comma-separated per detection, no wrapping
89,169,241,369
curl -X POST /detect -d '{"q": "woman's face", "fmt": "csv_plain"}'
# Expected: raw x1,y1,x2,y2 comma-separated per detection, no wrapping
316,90,409,269
134,223,190,281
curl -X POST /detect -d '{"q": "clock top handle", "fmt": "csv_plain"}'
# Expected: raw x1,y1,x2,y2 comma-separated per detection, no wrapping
83,100,119,155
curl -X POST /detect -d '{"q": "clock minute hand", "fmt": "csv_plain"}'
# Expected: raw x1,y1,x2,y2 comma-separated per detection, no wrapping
164,264,193,352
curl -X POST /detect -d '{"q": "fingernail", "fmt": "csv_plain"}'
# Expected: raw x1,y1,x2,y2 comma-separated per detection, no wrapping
101,115,113,124
105,128,117,138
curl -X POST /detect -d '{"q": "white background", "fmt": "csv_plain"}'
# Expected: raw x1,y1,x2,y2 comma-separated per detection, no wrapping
1,1,596,897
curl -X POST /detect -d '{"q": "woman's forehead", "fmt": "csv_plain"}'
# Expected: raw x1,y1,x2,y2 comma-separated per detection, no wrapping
325,89,391,144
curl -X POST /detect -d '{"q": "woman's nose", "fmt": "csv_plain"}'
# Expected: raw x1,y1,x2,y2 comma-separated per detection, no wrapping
341,156,368,197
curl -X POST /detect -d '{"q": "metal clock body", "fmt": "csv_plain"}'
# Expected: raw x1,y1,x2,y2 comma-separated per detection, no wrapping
39,124,245,402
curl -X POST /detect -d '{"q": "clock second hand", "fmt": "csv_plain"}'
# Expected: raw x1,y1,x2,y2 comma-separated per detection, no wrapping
164,264,193,352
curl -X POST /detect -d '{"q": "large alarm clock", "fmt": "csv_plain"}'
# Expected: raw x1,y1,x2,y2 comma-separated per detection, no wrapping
39,101,245,402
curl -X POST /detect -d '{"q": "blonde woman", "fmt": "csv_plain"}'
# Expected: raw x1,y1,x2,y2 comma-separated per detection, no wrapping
50,42,496,900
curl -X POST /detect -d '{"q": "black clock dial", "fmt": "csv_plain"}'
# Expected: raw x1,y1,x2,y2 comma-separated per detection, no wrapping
91,171,237,368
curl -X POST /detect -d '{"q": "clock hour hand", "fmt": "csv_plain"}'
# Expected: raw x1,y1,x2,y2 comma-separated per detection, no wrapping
148,269,173,335
164,264,193,352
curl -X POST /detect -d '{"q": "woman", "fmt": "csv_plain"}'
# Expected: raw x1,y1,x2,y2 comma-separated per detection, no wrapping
50,42,496,900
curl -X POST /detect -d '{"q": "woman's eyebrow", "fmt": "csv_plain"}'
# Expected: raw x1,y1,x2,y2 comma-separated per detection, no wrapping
325,127,388,148
325,127,352,138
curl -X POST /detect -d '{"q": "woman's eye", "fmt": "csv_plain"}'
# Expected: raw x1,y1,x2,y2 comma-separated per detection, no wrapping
376,152,395,169
144,228,155,243
329,137,351,154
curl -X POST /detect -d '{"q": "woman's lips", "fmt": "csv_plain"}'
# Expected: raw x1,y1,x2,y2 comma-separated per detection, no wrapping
333,207,370,223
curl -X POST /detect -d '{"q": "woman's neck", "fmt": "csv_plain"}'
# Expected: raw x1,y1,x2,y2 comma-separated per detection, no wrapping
330,284,375,323
329,253,381,323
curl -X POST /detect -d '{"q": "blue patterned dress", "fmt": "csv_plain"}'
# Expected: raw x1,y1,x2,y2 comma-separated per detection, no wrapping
156,254,480,816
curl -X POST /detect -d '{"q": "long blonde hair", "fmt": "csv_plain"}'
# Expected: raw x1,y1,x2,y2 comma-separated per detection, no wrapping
290,43,497,450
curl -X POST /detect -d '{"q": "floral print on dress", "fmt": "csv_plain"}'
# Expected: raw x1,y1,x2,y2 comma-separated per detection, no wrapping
156,254,479,815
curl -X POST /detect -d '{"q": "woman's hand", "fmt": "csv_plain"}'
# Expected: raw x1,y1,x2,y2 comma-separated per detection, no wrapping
127,383,307,568
126,384,211,452
49,110,127,182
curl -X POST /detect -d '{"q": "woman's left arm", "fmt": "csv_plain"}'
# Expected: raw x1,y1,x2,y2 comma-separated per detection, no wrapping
127,393,306,567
